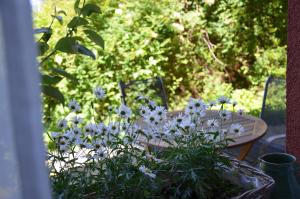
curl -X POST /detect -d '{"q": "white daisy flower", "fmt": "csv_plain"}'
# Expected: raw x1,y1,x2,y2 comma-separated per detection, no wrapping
217,96,230,104
94,86,105,99
144,112,160,126
154,106,167,119
94,148,108,159
230,123,245,135
58,137,69,152
84,123,95,135
173,113,185,125
115,8,123,15
179,117,195,131
68,99,80,112
237,109,244,115
72,116,83,126
72,127,82,137
208,101,216,108
207,119,219,129
51,132,60,138
97,122,108,136
139,105,150,116
139,165,156,179
92,139,102,150
232,100,238,106
108,122,120,135
219,110,231,121
57,119,68,129
116,104,132,119
64,129,75,140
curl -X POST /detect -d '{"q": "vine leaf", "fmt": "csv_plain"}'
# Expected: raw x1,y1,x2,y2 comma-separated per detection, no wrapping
84,29,104,49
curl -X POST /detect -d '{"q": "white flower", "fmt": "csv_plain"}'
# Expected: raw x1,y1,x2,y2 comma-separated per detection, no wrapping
139,165,156,179
115,8,123,15
84,123,95,135
217,96,230,104
139,105,150,116
179,117,195,131
232,100,238,106
144,112,161,126
64,130,75,140
68,99,80,112
72,116,83,126
57,119,68,129
148,100,156,108
207,119,219,129
149,56,158,65
72,127,82,137
154,106,167,119
173,113,185,125
108,122,120,135
172,22,184,32
97,123,109,136
237,109,244,115
58,137,69,152
75,139,92,149
94,148,108,159
230,123,245,135
219,110,231,121
92,139,102,150
208,101,216,107
172,11,181,19
94,87,105,99
203,0,215,6
116,104,132,119
51,132,60,138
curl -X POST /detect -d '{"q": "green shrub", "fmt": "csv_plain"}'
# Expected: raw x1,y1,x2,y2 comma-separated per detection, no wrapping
34,0,286,133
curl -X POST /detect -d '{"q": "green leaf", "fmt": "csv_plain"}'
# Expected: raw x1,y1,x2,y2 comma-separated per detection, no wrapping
84,29,104,49
41,75,62,85
67,17,88,29
55,37,77,53
74,0,81,14
81,4,101,17
36,42,49,56
52,15,63,25
51,68,78,83
57,10,67,16
42,85,64,104
34,27,51,34
34,28,52,42
76,44,96,59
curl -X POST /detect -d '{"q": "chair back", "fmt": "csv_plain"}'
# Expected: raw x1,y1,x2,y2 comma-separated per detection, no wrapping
119,77,168,110
260,76,286,126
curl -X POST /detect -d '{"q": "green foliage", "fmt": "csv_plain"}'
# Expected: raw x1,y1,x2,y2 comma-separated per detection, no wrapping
34,0,286,132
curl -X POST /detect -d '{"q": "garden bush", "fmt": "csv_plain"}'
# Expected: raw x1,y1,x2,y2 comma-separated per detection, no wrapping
34,0,287,133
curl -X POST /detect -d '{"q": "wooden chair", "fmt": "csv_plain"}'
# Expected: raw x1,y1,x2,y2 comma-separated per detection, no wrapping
119,77,168,110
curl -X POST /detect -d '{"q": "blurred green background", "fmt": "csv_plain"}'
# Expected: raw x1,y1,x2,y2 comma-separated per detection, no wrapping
33,0,286,133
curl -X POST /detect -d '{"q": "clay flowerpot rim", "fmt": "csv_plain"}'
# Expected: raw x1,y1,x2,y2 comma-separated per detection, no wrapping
259,152,296,167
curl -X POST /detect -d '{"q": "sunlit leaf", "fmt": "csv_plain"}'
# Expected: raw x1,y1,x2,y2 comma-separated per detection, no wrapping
84,29,104,49
51,68,78,83
67,17,88,29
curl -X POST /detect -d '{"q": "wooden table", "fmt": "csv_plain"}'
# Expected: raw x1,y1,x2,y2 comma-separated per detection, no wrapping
139,110,268,161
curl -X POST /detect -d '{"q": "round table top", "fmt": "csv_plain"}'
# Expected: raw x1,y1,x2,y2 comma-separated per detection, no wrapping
138,110,268,149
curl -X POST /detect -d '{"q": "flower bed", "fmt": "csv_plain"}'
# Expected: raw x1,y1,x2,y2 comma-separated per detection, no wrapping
47,87,272,199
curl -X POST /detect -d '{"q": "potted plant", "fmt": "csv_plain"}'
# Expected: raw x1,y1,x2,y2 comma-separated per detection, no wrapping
47,87,273,199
